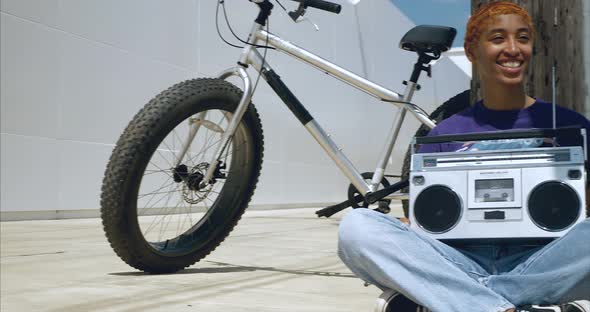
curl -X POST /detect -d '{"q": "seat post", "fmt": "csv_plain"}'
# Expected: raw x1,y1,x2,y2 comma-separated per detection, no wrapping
409,52,438,84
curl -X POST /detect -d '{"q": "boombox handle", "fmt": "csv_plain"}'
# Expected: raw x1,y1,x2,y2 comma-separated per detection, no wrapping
411,127,588,163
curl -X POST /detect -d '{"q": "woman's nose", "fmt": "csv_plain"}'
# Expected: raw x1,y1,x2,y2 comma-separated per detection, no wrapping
503,38,520,56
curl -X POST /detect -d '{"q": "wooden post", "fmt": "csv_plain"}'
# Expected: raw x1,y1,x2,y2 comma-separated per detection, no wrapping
469,0,586,114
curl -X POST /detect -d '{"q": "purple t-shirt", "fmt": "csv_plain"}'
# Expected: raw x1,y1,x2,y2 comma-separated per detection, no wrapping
418,99,590,155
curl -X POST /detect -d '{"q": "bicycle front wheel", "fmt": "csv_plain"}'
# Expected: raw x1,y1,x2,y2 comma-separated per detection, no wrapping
100,78,264,273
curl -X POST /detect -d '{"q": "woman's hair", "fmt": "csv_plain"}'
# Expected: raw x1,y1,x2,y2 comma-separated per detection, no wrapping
464,1,535,55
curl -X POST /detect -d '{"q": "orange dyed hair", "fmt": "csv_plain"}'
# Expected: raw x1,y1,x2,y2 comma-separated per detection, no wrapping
464,1,535,56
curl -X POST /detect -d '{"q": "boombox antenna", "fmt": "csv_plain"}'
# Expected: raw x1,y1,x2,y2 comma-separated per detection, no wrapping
551,65,557,146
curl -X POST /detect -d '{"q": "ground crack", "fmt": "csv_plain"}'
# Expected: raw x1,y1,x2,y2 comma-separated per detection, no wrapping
2,251,66,258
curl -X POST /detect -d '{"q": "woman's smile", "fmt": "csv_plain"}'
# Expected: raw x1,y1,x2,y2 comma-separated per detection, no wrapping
496,59,524,76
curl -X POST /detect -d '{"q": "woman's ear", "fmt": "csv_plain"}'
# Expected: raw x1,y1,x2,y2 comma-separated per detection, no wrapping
465,45,475,63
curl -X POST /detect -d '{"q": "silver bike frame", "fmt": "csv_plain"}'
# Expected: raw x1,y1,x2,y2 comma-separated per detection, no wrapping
196,22,435,198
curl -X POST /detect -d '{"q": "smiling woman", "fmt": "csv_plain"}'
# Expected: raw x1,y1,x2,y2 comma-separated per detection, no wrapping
464,2,535,110
469,0,588,114
338,2,590,312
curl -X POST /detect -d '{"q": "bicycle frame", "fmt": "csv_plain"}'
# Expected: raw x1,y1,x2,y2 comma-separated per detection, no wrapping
199,21,436,199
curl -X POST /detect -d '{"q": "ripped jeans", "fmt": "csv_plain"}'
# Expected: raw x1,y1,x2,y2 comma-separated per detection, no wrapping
337,209,590,312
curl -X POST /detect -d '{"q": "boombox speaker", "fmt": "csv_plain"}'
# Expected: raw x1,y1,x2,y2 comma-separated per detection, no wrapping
409,128,587,242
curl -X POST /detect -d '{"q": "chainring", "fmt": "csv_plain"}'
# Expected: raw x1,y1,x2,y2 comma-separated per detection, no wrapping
347,172,392,209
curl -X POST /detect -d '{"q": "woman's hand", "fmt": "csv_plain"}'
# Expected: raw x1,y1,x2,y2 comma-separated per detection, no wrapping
399,217,411,225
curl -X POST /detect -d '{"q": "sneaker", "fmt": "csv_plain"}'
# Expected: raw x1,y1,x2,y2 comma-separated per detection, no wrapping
517,300,590,312
374,289,431,312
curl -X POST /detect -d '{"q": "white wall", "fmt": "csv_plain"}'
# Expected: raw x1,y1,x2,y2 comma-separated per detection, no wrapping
0,0,469,220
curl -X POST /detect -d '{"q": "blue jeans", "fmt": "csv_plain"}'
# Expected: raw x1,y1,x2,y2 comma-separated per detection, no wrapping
338,209,590,312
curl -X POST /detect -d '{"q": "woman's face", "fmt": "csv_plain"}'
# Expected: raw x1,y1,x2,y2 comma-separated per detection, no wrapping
468,14,533,89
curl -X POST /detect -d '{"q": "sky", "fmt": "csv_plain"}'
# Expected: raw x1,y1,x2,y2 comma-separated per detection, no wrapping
389,0,471,48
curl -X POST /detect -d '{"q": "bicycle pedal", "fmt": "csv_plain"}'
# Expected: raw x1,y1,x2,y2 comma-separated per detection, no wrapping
374,201,391,214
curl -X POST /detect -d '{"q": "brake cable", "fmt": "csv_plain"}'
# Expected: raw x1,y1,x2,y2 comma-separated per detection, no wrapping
216,0,276,50
214,0,273,99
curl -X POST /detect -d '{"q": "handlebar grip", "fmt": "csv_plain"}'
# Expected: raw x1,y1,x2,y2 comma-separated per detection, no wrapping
292,0,342,14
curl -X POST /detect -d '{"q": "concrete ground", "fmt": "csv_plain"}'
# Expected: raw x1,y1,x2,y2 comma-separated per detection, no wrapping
1,206,404,312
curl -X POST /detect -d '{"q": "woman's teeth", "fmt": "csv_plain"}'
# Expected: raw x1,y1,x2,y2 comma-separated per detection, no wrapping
498,61,522,68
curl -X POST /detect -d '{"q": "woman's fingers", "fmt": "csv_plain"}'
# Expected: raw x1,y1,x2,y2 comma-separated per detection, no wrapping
399,217,411,225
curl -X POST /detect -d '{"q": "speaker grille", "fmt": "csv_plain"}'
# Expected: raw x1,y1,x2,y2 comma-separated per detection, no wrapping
414,185,461,233
528,181,580,231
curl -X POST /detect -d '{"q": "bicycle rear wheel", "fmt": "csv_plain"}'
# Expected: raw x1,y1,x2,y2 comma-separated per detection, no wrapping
100,78,264,273
401,90,471,217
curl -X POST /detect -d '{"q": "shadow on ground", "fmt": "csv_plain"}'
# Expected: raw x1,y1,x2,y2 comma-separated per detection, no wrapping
110,260,356,279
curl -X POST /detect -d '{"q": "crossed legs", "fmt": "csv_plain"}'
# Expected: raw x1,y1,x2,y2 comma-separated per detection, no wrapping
337,209,590,312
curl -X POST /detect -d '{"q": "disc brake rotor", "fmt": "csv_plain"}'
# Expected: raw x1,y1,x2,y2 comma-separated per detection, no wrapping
182,163,213,204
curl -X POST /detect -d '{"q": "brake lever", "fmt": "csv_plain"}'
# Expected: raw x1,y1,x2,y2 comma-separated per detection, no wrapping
288,3,320,31
288,2,306,21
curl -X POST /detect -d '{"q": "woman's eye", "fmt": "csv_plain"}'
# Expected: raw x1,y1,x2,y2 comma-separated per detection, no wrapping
491,36,504,42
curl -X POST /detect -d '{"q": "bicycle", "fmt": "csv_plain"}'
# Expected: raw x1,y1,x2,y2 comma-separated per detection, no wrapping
100,0,468,273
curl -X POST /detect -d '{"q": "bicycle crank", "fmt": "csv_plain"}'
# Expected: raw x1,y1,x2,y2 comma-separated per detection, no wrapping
315,172,392,218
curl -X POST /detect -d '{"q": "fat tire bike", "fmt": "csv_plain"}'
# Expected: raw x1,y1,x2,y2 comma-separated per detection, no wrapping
100,0,470,273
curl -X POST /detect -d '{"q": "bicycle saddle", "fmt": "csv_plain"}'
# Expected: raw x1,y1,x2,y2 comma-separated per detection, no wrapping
399,25,457,55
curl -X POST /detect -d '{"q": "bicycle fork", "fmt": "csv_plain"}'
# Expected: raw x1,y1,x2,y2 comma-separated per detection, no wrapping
174,23,260,189
171,65,253,189
202,66,254,187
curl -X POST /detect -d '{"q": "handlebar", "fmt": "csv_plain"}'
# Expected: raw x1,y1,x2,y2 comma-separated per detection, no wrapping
291,0,342,14
251,0,341,26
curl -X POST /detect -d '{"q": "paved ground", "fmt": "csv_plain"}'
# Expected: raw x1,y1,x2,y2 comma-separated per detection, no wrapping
0,206,404,312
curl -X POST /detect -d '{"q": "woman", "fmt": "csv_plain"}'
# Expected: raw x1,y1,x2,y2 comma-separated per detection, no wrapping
338,2,590,312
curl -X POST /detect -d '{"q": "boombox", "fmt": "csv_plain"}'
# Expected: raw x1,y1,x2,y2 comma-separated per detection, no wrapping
408,128,587,242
